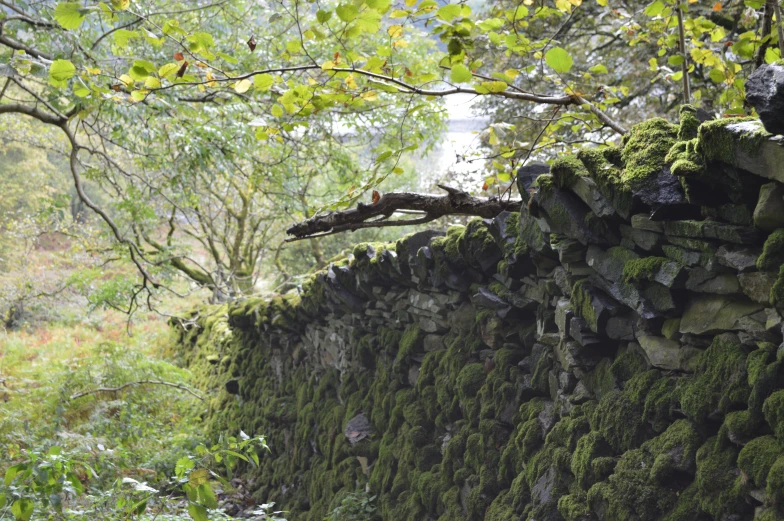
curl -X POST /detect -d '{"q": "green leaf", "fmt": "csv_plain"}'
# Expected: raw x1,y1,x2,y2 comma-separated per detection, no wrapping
216,52,238,65
450,63,472,83
130,90,147,101
477,81,508,93
708,68,725,83
254,73,274,92
49,59,76,85
357,10,382,33
188,469,210,486
11,499,33,521
5,464,26,486
437,4,461,21
668,55,684,66
158,63,179,78
589,64,608,74
113,29,139,47
197,484,218,509
144,76,161,89
644,1,665,17
764,47,780,64
0,493,6,509
54,3,87,30
544,47,573,74
271,104,284,117
336,4,358,22
188,503,209,521
74,81,91,97
316,10,332,23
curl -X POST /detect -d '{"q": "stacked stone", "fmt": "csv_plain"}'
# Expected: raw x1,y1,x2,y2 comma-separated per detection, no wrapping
174,109,784,521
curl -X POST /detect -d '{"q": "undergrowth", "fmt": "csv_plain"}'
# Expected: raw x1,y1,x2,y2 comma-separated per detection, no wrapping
0,313,284,521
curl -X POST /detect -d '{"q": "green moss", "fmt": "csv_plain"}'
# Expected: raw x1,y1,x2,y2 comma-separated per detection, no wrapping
758,228,784,271
557,491,591,521
763,390,784,440
550,155,588,189
532,173,557,198
693,437,750,520
699,117,768,165
770,264,784,309
570,279,597,333
678,105,700,141
621,257,670,284
737,435,780,489
680,333,750,424
621,118,679,186
396,324,424,365
766,456,784,505
456,363,486,401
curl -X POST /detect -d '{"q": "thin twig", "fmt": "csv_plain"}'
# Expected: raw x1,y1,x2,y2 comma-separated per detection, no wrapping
69,380,205,401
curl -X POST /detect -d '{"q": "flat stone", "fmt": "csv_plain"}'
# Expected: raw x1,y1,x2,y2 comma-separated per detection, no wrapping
570,176,616,218
605,315,635,341
423,334,444,352
637,335,681,371
569,316,601,347
631,214,663,232
642,283,676,313
664,220,763,245
344,413,373,445
738,272,777,304
517,162,551,201
719,121,784,184
555,298,573,339
552,237,585,264
753,182,784,231
685,268,741,294
701,203,753,226
531,187,618,246
472,287,509,310
680,295,764,335
716,245,760,272
620,224,663,251
585,245,638,282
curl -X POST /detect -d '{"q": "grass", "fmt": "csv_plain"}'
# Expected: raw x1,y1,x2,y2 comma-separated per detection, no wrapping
0,306,263,521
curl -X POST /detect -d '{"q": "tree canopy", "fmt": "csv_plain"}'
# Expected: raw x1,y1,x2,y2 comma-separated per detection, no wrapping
1,0,782,308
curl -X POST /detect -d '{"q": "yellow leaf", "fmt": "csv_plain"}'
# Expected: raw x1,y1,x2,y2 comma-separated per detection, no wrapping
361,90,378,101
393,39,409,48
344,73,357,89
555,0,571,12
596,0,607,5
387,25,403,38
119,74,133,87
504,69,519,79
188,469,210,487
569,0,582,5
86,67,101,75
404,0,417,6
234,79,252,93
321,60,336,70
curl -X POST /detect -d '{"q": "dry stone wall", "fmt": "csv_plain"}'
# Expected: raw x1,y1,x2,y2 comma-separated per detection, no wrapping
174,108,784,521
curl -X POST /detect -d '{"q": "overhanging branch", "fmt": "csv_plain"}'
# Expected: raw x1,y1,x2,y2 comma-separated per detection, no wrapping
285,185,521,241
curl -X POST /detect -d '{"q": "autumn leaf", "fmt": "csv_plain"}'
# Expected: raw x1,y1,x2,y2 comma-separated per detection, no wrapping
372,190,380,204
174,51,184,61
247,35,257,51
482,182,489,191
712,2,722,11
176,61,188,78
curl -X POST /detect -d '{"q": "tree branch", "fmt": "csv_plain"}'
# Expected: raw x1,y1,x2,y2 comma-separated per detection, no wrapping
69,380,205,401
286,184,521,240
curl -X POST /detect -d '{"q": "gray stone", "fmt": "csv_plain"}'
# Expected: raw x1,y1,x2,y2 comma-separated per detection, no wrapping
472,287,509,310
586,245,638,282
717,120,784,184
569,316,602,347
344,413,373,445
664,220,763,245
678,346,703,373
517,162,550,200
419,317,448,333
716,245,760,272
701,203,753,226
738,272,777,304
423,334,444,352
569,381,593,404
685,268,741,294
637,335,681,371
605,315,635,341
753,182,784,231
562,261,595,276
555,298,573,339
407,364,420,386
531,187,618,246
448,302,475,331
746,63,784,135
641,283,676,313
552,237,585,264
680,295,764,335
631,213,663,232
620,224,663,251
570,176,616,218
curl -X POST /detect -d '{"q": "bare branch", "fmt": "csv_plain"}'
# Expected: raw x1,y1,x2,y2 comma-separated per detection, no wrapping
286,185,521,240
69,380,205,401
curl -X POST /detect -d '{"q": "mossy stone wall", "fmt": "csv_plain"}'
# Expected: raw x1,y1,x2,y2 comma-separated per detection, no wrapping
173,112,784,521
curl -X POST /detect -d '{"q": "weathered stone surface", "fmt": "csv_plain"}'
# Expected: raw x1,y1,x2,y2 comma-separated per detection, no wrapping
620,224,663,251
738,271,777,304
531,187,618,246
517,162,550,201
631,213,663,232
680,294,764,335
716,244,760,272
605,314,635,340
570,176,616,218
753,182,784,231
585,245,638,282
637,335,681,370
701,203,753,226
664,219,763,245
716,121,784,184
685,268,740,294
746,62,784,135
